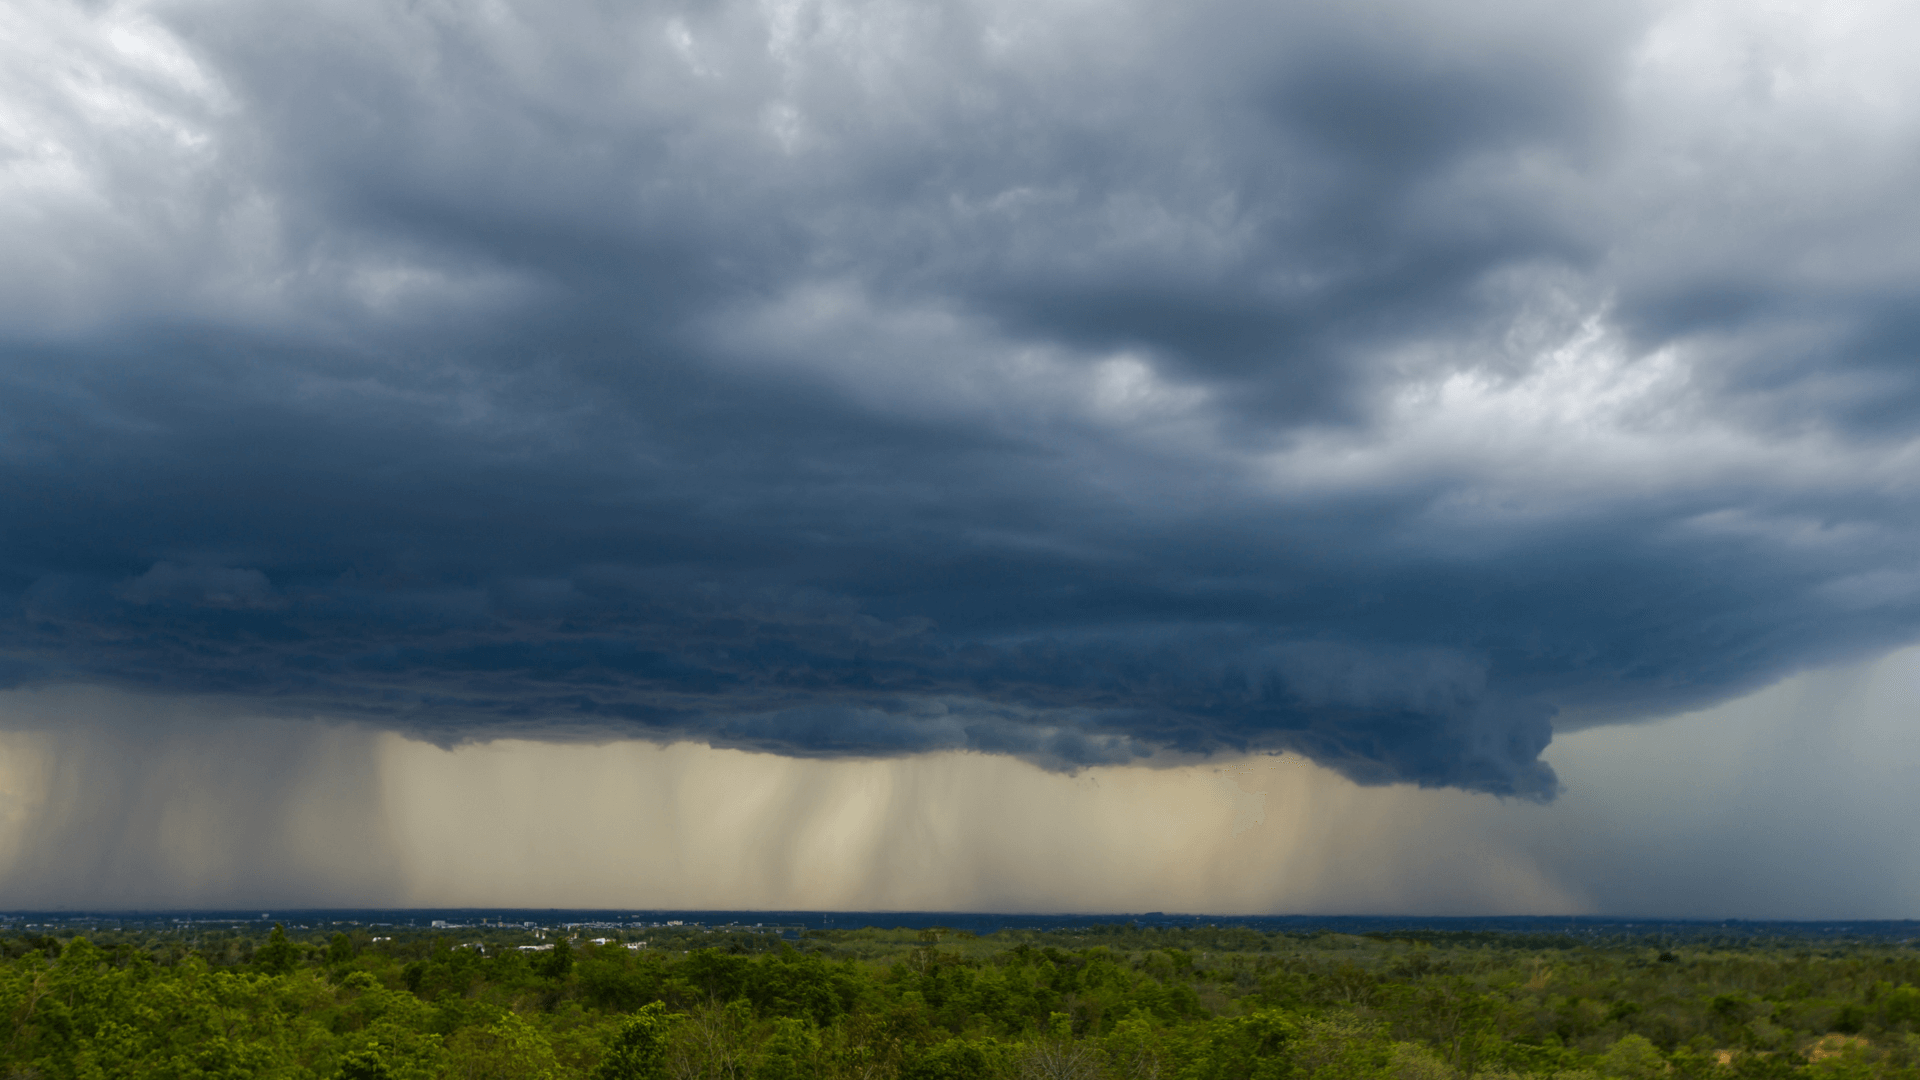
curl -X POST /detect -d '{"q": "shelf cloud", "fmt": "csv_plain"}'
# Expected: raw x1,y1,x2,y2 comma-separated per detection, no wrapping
4,0,1919,800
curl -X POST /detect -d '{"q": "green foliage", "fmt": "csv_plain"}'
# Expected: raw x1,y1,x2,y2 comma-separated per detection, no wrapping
1883,985,1920,1029
903,1036,1009,1080
595,1002,681,1080
5,921,1920,1080
337,1046,396,1080
540,937,578,980
1597,1034,1665,1080
755,1017,822,1080
447,1010,561,1080
256,922,299,976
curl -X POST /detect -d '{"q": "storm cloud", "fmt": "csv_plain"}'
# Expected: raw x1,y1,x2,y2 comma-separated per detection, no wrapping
3,0,1919,798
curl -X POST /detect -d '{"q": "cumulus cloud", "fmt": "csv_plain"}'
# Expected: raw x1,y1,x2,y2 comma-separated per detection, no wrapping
2,0,1919,798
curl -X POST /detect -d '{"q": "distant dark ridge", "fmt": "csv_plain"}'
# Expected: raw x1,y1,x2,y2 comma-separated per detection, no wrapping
3,910,1916,944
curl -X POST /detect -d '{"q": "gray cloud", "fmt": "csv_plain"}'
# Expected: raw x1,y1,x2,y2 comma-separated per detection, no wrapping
3,0,1919,799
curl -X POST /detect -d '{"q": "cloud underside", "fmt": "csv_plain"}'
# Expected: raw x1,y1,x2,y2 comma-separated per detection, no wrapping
4,0,1920,798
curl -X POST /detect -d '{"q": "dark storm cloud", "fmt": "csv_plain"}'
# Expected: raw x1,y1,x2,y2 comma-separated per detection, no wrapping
3,0,1918,798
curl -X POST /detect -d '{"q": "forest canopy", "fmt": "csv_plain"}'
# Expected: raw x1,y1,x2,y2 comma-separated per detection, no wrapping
2,920,1917,1079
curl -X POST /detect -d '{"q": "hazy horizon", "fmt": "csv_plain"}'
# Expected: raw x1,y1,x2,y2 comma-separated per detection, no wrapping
5,644,1918,917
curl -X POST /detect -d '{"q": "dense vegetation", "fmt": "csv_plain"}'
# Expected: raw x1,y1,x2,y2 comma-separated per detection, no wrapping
2,921,1917,1079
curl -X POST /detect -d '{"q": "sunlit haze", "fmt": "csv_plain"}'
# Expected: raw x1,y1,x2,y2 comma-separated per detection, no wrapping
4,647,1916,915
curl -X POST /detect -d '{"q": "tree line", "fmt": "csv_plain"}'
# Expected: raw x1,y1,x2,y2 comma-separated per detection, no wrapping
1,922,1917,1079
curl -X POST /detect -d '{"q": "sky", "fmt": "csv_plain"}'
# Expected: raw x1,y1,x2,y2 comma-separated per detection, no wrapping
1,0,1918,915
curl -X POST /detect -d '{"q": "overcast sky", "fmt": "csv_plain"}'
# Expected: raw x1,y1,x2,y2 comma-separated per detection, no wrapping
2,0,1918,912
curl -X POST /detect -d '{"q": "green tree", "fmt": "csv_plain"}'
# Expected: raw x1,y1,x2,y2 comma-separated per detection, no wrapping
1186,1009,1298,1080
1102,1016,1165,1080
329,932,357,965
445,1011,559,1080
671,999,755,1080
338,1046,396,1080
539,937,576,980
1022,1015,1099,1080
596,1002,681,1080
256,923,299,976
1883,985,1920,1029
755,1017,822,1080
904,1037,1008,1080
1598,1034,1666,1080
